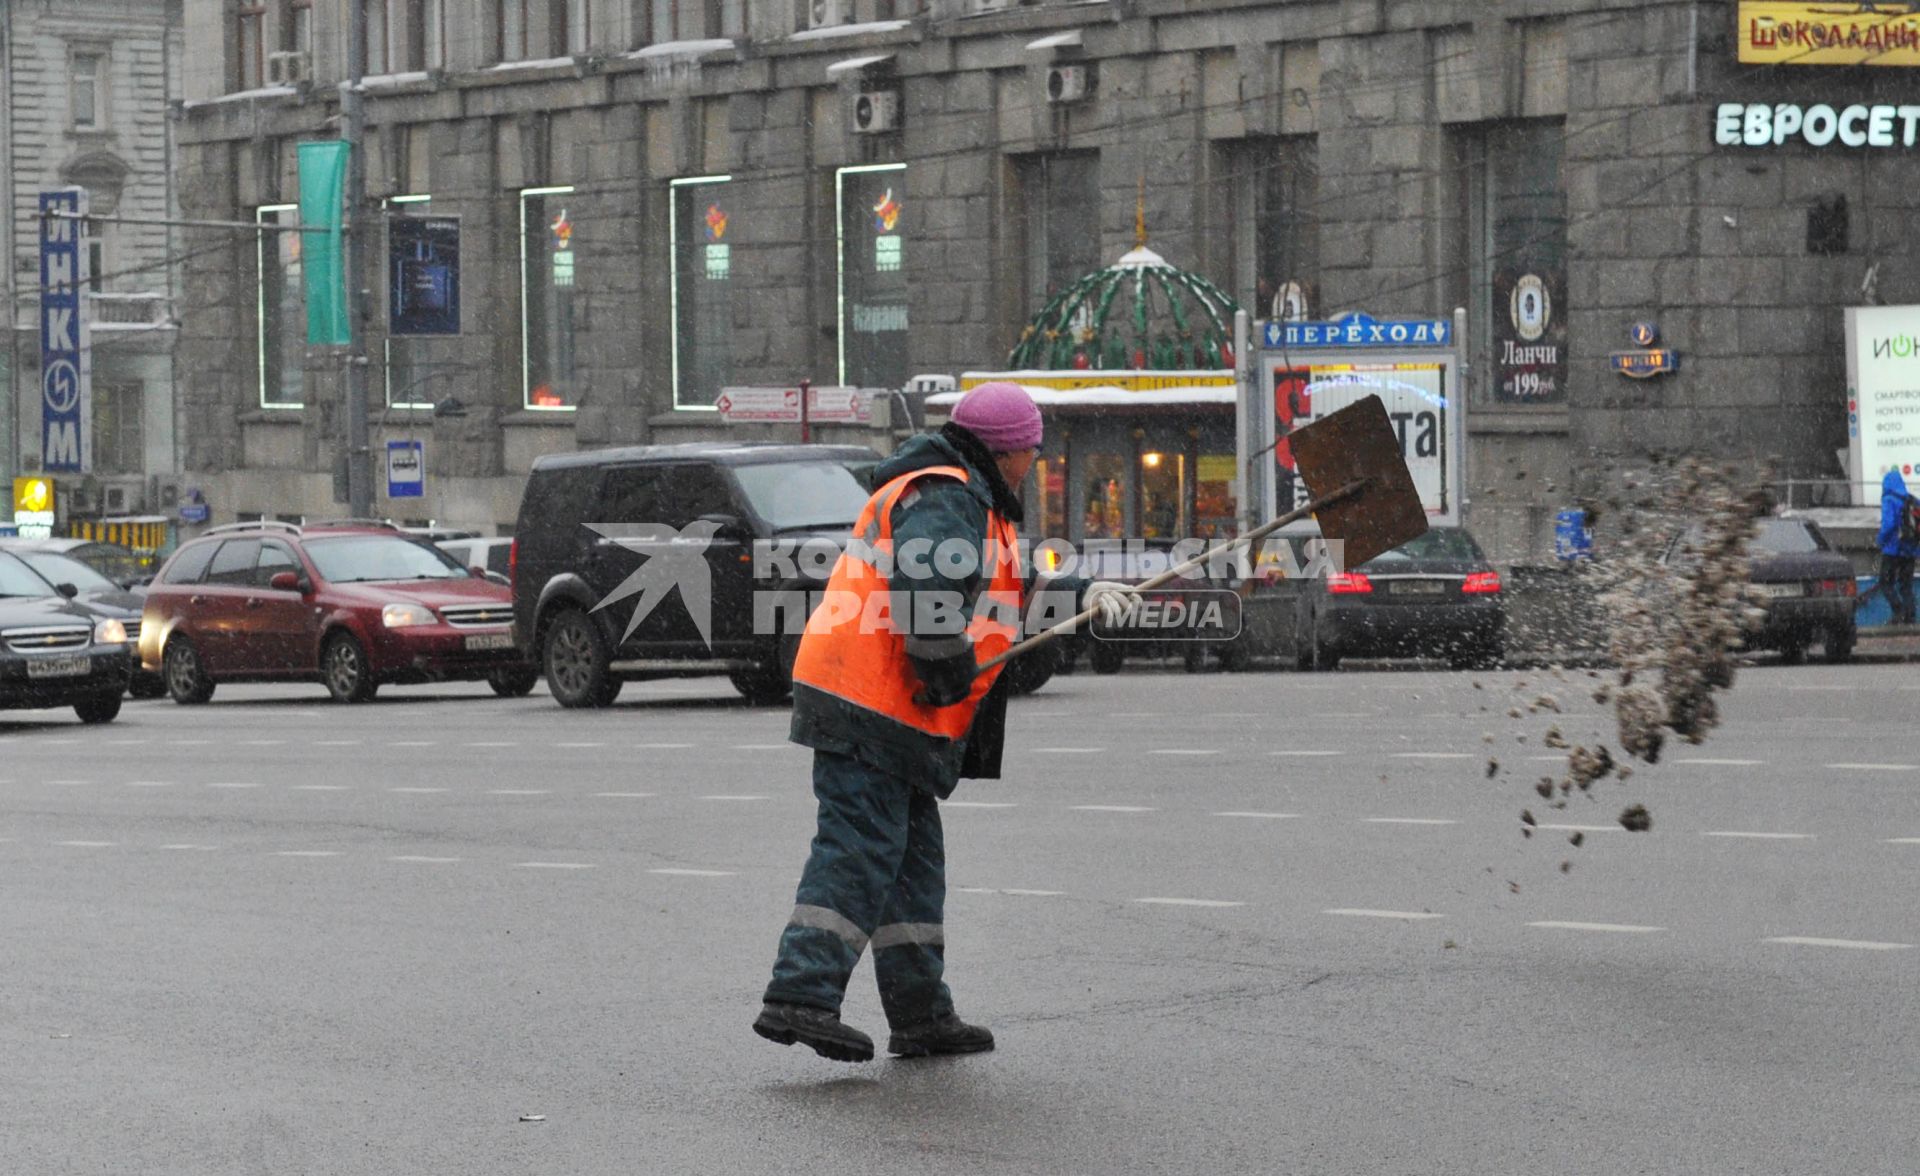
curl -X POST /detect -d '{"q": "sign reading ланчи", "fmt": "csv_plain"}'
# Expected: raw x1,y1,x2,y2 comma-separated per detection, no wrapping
1716,102,1920,148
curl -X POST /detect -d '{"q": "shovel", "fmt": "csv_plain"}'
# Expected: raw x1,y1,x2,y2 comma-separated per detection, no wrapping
978,393,1429,674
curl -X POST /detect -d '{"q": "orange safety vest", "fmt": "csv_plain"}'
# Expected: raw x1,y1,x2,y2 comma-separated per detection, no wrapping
791,464,1023,741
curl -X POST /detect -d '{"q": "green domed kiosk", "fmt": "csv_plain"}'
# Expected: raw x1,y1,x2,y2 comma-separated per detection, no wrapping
932,233,1245,546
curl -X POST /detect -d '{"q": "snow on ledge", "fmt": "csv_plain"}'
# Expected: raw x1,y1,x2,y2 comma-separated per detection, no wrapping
789,19,911,42
182,84,297,109
625,39,735,60
360,71,432,89
486,56,577,72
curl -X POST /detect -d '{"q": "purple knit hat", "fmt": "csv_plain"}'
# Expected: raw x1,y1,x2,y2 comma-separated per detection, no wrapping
949,382,1043,453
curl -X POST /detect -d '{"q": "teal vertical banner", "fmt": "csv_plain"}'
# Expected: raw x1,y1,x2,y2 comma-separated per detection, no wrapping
296,141,350,345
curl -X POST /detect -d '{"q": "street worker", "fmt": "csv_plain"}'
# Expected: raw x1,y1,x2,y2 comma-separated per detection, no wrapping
1878,468,1919,626
754,381,1134,1063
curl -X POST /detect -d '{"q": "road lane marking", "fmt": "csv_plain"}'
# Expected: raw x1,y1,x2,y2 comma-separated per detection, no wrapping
556,741,606,748
206,782,262,789
241,739,285,746
55,840,116,847
595,792,656,798
1826,763,1917,771
635,742,695,749
470,741,518,748
1888,838,1920,845
1070,805,1157,813
1764,936,1913,951
274,850,341,858
488,789,551,796
943,801,1016,809
649,868,737,877
1270,750,1340,757
390,855,461,863
1529,920,1664,934
955,887,999,894
48,779,89,786
1702,831,1814,840
515,862,597,870
1214,811,1302,820
161,844,220,851
1390,752,1472,760
168,739,210,746
291,784,351,791
1364,817,1459,826
701,795,769,802
125,780,172,787
1674,758,1762,766
1149,749,1220,756
1135,897,1245,908
1324,908,1444,920
313,740,362,747
389,787,449,794
731,743,790,750
388,741,437,748
1031,747,1103,754
1001,888,1065,896
1539,824,1618,833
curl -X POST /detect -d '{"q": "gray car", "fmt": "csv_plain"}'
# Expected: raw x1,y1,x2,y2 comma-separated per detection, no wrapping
0,554,131,723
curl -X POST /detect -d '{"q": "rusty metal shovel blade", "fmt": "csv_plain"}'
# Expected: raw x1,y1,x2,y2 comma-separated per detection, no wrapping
1289,393,1429,571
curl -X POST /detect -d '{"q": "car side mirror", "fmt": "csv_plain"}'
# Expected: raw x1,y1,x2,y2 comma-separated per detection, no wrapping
697,512,749,541
55,582,79,599
269,570,304,593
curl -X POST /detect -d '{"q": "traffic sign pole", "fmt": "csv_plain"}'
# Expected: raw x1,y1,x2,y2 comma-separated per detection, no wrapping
800,378,812,444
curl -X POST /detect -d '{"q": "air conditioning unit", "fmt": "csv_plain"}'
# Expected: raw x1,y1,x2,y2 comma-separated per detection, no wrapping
809,0,852,30
104,484,132,515
1046,64,1090,104
853,90,900,134
267,50,310,86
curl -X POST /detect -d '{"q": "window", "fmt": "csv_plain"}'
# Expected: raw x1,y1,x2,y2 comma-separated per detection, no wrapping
656,464,734,526
71,51,104,129
92,382,143,475
553,0,590,55
837,164,909,391
161,542,218,585
361,0,390,74
255,542,299,586
206,540,264,586
1016,152,1100,316
87,237,106,293
599,466,664,523
520,187,578,409
257,204,305,408
402,0,443,70
652,0,735,41
1233,137,1319,320
384,194,441,408
670,174,733,410
282,0,312,53
1463,121,1568,405
236,4,266,89
496,0,529,60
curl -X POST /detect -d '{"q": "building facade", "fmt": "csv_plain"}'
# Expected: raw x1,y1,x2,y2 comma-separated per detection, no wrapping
170,0,1920,559
3,0,184,521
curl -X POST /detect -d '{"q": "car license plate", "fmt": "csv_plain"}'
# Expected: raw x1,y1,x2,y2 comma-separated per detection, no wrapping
1755,583,1803,598
1391,580,1445,595
464,632,515,651
26,655,90,680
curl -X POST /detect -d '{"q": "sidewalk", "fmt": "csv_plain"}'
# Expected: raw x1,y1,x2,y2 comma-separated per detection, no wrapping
1856,624,1920,663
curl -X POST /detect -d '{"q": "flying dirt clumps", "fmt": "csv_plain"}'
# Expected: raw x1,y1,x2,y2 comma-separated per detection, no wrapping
1514,458,1762,842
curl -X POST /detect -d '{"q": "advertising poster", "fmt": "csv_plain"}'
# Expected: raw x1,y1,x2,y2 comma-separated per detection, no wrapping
1273,360,1452,520
39,187,90,472
1845,306,1920,497
1491,267,1567,403
388,214,461,336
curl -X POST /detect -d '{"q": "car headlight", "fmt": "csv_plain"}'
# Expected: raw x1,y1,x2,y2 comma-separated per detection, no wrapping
382,602,436,629
94,618,128,645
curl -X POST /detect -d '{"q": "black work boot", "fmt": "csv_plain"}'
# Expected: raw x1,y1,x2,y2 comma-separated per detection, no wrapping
754,1001,875,1063
886,1012,995,1058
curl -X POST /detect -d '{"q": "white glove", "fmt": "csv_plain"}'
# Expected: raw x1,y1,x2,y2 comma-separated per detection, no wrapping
1084,580,1139,629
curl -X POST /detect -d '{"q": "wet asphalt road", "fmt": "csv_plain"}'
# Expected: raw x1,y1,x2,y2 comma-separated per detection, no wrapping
4,661,1917,1174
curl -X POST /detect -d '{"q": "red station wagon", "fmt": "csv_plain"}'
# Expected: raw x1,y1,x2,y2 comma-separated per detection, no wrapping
139,522,535,704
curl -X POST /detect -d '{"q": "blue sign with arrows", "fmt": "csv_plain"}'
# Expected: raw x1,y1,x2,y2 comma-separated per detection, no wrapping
1264,312,1452,351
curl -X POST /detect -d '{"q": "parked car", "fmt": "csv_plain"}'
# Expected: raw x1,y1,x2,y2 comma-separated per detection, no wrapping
1742,516,1856,663
1293,526,1505,671
139,521,536,704
1051,541,1229,675
1,548,164,697
512,443,879,706
0,536,151,589
0,554,130,723
437,537,514,583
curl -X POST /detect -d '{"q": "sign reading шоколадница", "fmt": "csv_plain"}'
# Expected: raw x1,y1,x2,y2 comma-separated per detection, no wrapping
1739,1,1920,68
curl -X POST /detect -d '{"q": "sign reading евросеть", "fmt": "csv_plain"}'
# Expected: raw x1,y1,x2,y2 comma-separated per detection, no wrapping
1716,102,1920,149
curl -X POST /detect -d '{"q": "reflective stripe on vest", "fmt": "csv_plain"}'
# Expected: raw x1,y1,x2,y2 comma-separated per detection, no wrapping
790,464,1022,742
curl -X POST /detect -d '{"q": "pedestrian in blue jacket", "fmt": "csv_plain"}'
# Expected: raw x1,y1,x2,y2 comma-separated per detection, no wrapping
1878,469,1918,625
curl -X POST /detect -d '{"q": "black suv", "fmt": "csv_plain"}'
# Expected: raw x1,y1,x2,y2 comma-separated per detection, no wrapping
510,443,878,706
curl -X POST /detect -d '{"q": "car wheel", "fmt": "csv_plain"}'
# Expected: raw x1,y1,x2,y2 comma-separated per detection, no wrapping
487,667,540,698
1825,627,1856,664
323,632,380,703
128,674,168,700
164,638,215,705
1090,641,1125,675
1778,642,1807,666
543,608,621,708
74,692,122,724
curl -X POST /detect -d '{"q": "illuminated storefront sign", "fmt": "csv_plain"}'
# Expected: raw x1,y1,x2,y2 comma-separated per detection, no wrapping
1715,102,1920,148
1739,2,1920,67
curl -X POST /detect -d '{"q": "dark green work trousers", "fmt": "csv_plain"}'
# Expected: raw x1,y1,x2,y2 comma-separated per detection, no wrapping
764,750,954,1027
